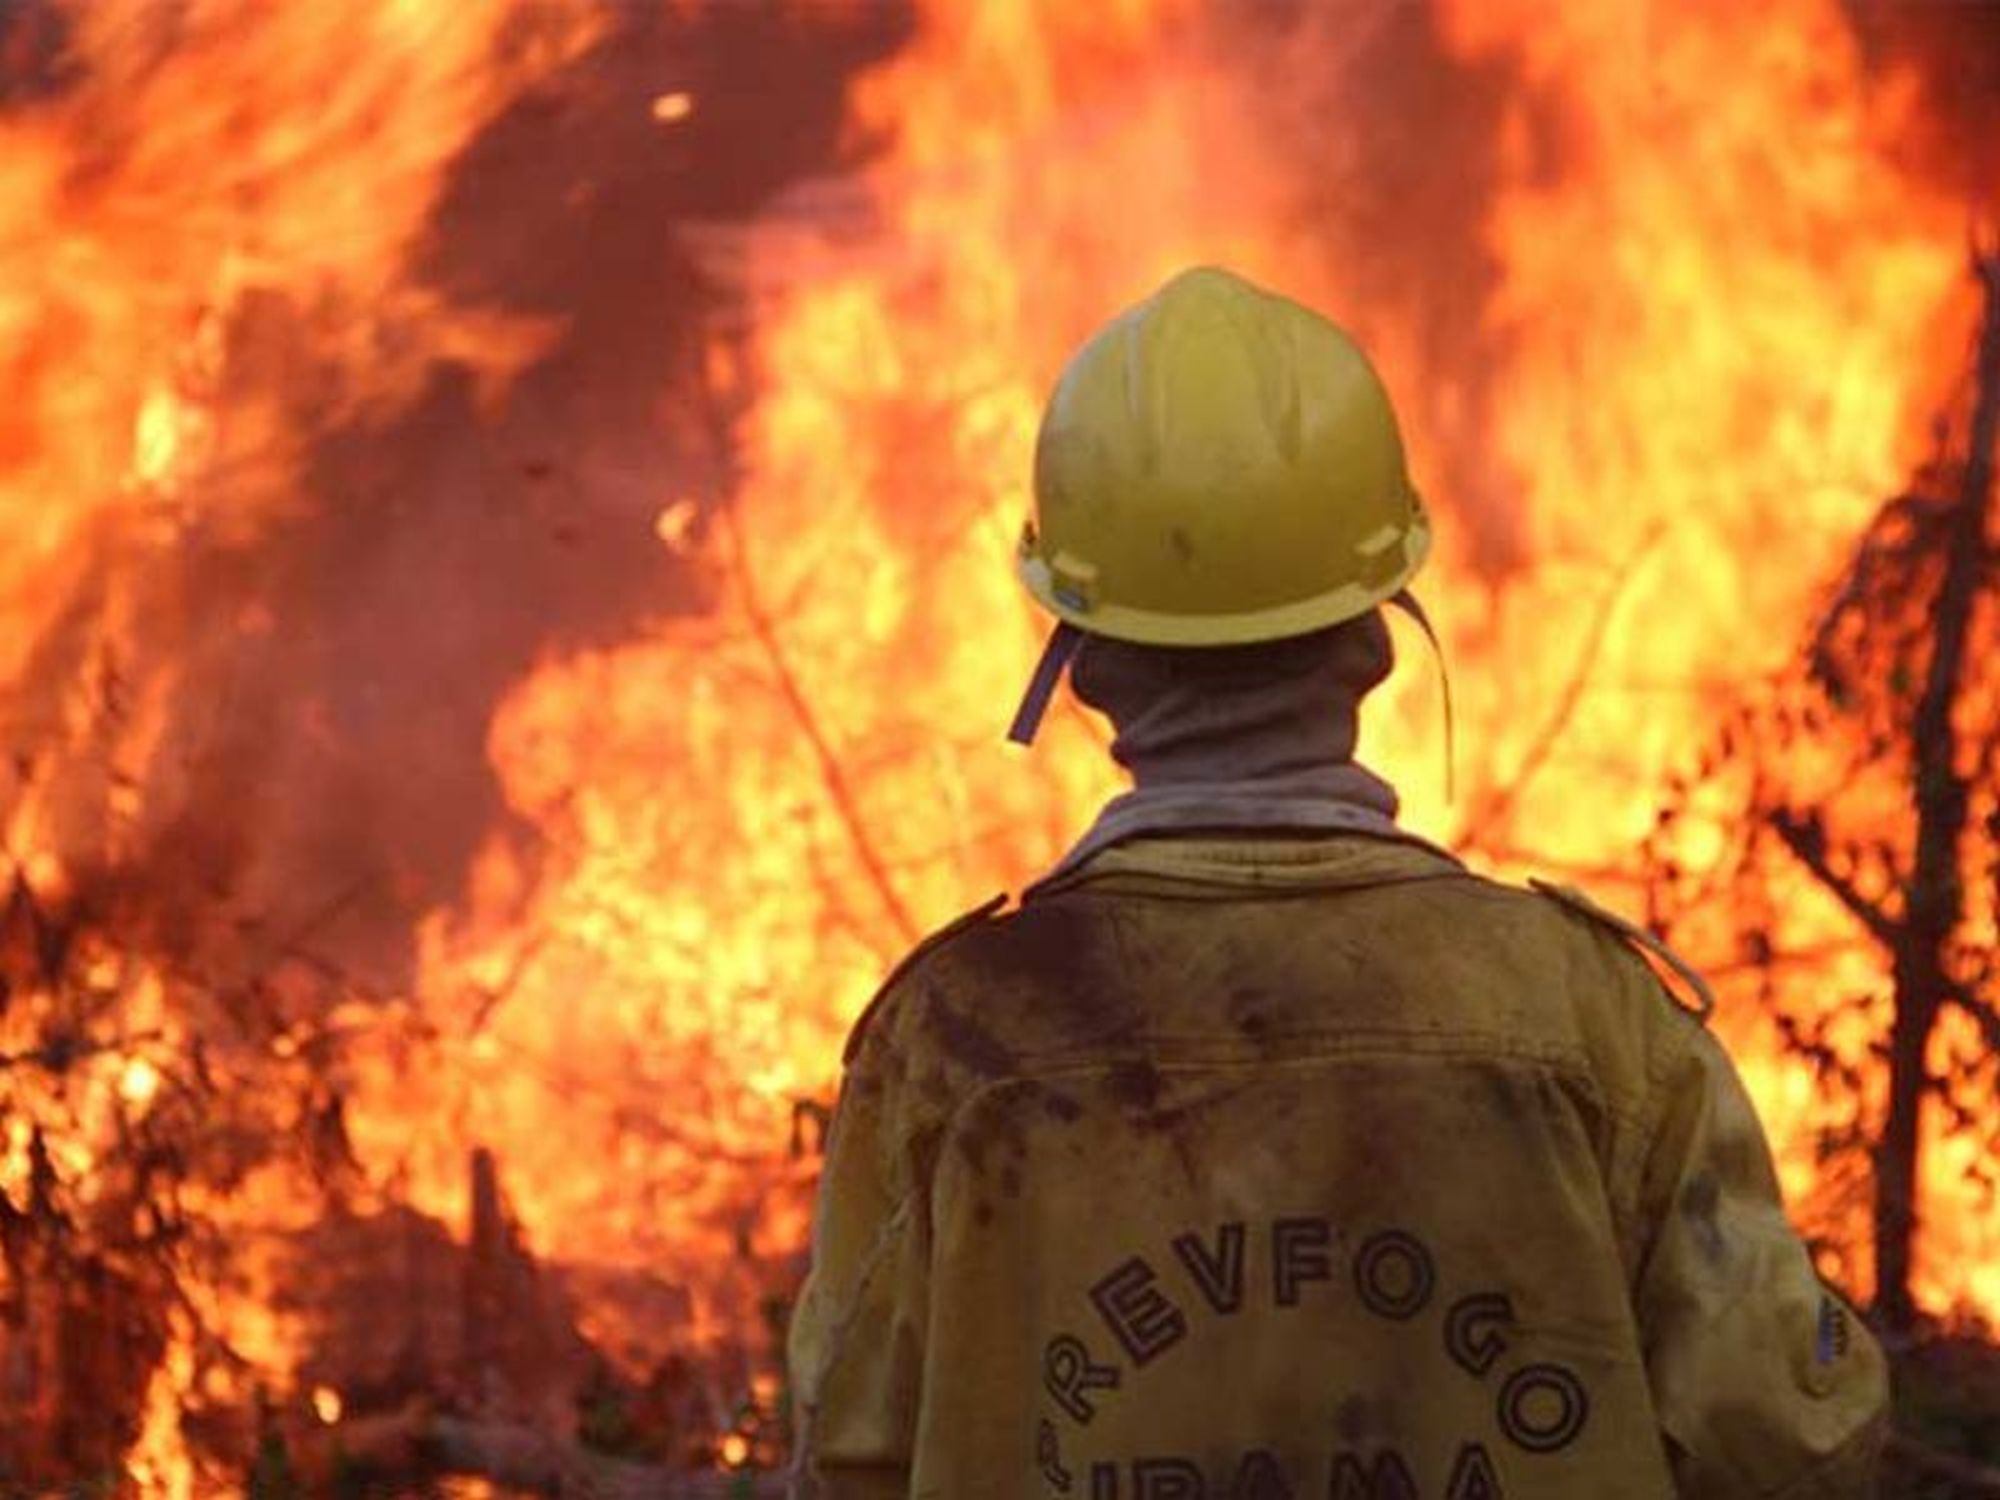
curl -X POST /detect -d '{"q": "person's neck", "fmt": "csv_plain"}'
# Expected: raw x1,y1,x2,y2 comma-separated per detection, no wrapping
1112,684,1365,790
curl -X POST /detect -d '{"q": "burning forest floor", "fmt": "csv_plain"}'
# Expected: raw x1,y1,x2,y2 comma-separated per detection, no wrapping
207,1332,2000,1500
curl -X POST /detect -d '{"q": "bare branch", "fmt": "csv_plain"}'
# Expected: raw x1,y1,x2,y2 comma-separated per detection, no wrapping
1807,490,1951,685
464,931,550,1036
1469,522,1663,841
684,322,918,948
1946,986,2000,1059
1769,810,1899,948
0,1030,164,1074
718,500,918,947
1696,937,1878,982
1872,244,2000,1332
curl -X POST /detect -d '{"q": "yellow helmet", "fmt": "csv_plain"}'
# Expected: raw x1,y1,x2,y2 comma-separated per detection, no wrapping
1018,265,1429,647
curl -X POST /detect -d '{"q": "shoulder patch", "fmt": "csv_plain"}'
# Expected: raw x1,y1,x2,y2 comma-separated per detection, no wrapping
842,893,1010,1065
1528,878,1715,1022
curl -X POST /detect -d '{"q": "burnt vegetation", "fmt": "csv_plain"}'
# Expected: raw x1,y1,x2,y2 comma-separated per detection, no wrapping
1646,248,2000,1487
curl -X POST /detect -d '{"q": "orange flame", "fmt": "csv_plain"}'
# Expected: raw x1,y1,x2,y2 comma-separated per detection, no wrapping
1,0,1996,1489
383,0,1993,1404
1,0,600,1486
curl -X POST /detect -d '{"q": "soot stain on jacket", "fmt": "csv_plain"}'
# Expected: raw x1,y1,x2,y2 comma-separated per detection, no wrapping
1042,1087,1085,1124
952,901,1102,995
792,837,1892,1493
950,1080,1034,1177
1226,982,1278,1047
958,898,1150,1047
1107,1058,1166,1114
1679,1169,1728,1267
921,986,1019,1078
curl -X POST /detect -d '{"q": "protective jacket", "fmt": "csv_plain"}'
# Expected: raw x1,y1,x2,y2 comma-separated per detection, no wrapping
787,832,1886,1499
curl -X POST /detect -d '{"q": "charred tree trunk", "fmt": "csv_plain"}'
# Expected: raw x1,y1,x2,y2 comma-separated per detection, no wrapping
460,1147,587,1428
1873,250,2000,1336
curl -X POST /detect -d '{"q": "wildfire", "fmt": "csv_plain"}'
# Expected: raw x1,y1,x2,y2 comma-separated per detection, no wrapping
0,0,1994,1490
0,0,601,1489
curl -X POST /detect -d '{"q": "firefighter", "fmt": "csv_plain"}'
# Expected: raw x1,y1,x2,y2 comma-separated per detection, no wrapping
787,266,1886,1498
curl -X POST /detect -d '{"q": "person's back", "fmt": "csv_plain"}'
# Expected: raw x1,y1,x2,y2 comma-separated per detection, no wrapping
792,833,1883,1497
786,267,1887,1497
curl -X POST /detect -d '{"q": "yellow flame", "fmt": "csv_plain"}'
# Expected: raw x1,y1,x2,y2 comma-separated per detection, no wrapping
651,90,696,123
0,0,606,1485
124,1310,197,1500
404,0,1994,1347
653,496,701,551
118,1055,161,1107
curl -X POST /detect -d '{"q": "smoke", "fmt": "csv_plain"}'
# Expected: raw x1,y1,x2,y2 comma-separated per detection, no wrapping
1193,3,1530,582
1844,0,2000,207
5,0,1984,998
0,3,907,996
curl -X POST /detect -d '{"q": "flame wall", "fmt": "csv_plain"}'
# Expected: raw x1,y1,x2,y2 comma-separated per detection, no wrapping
0,0,1995,1487
385,0,1998,1362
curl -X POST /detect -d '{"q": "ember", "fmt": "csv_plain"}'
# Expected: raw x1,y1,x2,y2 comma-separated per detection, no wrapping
0,0,1995,1492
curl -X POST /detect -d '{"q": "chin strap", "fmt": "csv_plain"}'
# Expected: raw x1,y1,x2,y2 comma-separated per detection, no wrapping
1388,587,1455,804
1006,621,1085,746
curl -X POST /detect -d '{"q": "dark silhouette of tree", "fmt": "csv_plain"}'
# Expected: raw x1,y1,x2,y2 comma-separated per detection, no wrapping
1646,247,2000,1337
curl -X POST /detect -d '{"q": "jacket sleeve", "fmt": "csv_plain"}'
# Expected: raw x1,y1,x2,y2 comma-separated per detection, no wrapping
786,1050,928,1500
1632,1021,1888,1497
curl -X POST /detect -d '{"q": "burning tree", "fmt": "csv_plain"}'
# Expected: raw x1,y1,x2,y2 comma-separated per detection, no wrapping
1647,246,2000,1336
0,836,367,1490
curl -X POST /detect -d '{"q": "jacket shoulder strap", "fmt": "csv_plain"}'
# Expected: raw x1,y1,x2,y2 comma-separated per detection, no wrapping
1529,878,1715,1022
842,893,1010,1064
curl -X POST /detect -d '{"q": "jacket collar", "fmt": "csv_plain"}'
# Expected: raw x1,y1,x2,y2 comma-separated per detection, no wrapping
1024,817,1464,902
